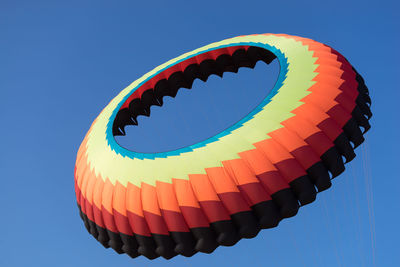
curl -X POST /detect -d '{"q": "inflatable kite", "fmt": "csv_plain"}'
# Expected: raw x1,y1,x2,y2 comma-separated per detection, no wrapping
74,34,372,259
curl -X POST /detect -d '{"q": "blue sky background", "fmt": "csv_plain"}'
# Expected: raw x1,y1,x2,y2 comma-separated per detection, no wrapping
1,0,399,266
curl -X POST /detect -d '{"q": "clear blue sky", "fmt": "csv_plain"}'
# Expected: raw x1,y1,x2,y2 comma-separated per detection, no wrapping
1,1,399,266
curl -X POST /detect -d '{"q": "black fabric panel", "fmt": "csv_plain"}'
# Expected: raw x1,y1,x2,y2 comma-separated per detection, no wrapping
289,175,317,205
107,229,124,254
232,49,254,68
333,132,356,163
359,91,371,106
95,225,111,248
352,106,371,133
141,88,163,108
170,232,197,257
251,200,281,229
135,234,159,259
199,59,223,78
356,95,372,119
216,54,238,74
128,98,148,118
120,233,140,258
230,211,260,238
88,220,99,239
210,220,240,246
320,146,345,178
152,234,178,259
153,79,171,101
151,234,178,259
270,188,300,218
342,118,365,148
306,162,332,192
190,227,219,253
168,72,193,90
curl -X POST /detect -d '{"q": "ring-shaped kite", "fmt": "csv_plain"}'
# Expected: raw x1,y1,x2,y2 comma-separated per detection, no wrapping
75,33,372,259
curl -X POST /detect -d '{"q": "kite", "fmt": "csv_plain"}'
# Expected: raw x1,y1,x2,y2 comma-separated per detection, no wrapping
74,33,372,259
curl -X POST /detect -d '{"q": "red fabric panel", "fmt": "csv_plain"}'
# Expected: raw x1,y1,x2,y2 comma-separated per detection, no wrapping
256,171,290,195
101,206,119,233
114,209,133,235
198,200,231,223
237,182,272,205
142,211,169,235
217,192,251,214
179,206,210,228
160,209,190,233
126,210,151,237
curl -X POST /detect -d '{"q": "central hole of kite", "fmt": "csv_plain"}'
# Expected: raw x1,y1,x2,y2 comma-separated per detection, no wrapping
115,52,280,153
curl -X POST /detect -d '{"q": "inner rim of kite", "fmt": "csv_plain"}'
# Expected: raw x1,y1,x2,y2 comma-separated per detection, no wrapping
107,43,288,159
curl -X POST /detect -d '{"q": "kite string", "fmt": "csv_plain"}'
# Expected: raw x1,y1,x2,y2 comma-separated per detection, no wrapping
286,224,308,267
351,163,365,266
321,196,343,267
347,166,366,267
361,142,376,266
330,188,348,267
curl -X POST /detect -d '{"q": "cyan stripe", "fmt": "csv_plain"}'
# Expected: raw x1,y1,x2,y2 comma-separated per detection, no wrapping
105,42,289,160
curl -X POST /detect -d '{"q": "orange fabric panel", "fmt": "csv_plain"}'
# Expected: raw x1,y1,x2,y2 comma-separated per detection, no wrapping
307,82,356,112
222,159,259,185
79,168,90,210
314,65,344,78
205,167,239,194
172,178,200,208
156,181,181,213
113,181,127,216
283,116,320,138
302,92,340,112
253,138,294,164
268,127,307,152
85,172,97,205
75,144,91,184
303,41,331,52
101,179,114,214
254,139,307,182
314,57,342,68
205,168,251,214
291,106,331,132
238,149,278,175
75,135,88,172
307,83,342,99
269,127,320,169
283,116,333,155
290,105,344,140
93,176,104,211
76,161,88,193
141,182,162,216
189,174,220,202
74,174,80,205
126,182,144,217
223,159,272,204
313,74,344,88
238,149,289,194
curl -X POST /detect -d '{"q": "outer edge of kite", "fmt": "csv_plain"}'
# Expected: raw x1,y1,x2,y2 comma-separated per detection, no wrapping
74,34,372,259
